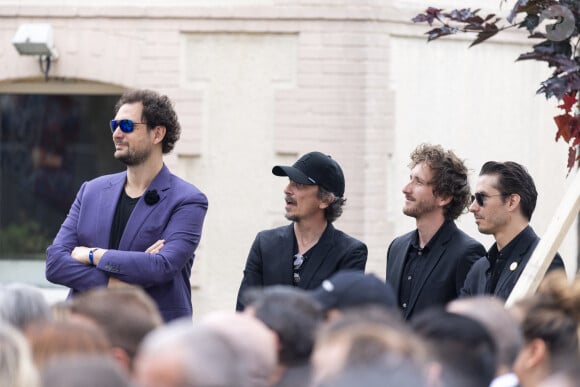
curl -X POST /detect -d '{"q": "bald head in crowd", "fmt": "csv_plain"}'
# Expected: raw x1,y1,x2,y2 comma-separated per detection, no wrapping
134,319,239,387
201,311,277,387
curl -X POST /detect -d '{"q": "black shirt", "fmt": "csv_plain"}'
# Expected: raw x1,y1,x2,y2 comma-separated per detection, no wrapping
398,223,446,312
109,189,139,249
485,231,524,293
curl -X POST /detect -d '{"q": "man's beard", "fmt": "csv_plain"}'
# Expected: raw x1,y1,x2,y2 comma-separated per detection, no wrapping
403,200,438,218
116,147,150,166
285,214,299,222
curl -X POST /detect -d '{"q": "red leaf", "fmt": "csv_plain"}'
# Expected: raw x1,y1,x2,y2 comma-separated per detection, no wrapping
554,114,573,142
558,92,578,114
567,147,576,171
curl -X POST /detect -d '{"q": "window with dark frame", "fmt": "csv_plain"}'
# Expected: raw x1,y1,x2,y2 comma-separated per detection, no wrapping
0,94,123,260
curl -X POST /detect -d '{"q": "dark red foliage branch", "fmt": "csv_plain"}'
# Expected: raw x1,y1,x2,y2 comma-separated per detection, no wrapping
413,0,580,173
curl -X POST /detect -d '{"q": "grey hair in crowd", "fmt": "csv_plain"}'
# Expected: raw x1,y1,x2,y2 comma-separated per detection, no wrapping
0,323,39,387
0,283,51,330
136,318,240,387
41,355,132,387
201,311,277,387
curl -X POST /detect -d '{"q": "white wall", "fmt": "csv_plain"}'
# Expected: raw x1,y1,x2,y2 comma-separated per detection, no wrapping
0,0,576,317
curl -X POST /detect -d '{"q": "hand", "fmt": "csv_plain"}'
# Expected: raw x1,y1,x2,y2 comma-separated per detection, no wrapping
145,239,165,254
71,246,91,265
108,277,131,288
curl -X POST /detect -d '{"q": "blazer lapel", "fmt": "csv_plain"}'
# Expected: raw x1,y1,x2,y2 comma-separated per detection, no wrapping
118,165,171,250
279,225,297,285
495,227,538,297
96,172,126,248
388,237,412,300
299,224,335,288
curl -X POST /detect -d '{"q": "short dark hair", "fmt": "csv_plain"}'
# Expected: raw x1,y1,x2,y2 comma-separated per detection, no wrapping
479,161,537,221
411,308,497,387
409,144,470,221
245,286,324,366
318,186,346,223
115,89,181,154
68,287,163,367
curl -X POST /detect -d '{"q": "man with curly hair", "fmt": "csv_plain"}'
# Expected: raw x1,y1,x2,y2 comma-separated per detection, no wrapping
236,151,367,311
386,143,485,320
46,89,208,322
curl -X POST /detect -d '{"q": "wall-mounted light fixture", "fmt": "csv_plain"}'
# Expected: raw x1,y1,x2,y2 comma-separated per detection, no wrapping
12,23,59,81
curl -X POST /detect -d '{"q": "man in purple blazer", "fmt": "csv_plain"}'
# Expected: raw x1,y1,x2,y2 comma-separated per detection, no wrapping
46,89,208,322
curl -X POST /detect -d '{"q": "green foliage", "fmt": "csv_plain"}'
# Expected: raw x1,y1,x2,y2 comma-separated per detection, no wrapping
0,221,52,259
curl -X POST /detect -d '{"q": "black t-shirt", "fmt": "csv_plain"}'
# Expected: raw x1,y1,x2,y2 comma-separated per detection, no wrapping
109,189,139,249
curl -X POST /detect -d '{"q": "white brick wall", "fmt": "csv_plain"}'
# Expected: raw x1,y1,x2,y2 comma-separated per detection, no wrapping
0,0,576,318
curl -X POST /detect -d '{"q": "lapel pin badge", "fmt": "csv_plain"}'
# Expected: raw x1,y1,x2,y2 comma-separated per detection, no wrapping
509,262,518,272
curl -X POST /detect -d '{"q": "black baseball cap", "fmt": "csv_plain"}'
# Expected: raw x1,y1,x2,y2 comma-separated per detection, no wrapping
309,270,397,311
272,151,345,197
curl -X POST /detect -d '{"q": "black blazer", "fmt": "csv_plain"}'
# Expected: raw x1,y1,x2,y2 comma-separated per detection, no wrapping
460,226,565,300
236,223,367,310
386,221,485,320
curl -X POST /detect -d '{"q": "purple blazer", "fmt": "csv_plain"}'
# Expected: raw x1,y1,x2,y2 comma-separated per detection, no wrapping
46,165,208,322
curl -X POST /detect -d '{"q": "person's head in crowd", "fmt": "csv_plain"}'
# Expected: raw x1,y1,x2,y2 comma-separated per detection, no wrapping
41,355,131,387
272,151,346,223
67,286,163,372
315,360,429,387
513,270,580,387
318,304,405,334
244,285,324,386
311,310,426,386
404,143,471,221
448,296,523,378
24,319,111,369
309,270,397,320
0,323,39,387
0,283,51,331
135,319,239,387
411,308,496,387
201,311,277,387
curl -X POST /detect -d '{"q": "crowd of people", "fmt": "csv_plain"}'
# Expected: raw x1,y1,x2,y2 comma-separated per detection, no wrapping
1,270,580,387
1,88,574,386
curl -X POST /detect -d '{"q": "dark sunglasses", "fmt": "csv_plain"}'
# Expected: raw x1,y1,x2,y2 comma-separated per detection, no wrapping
110,119,147,133
471,192,506,207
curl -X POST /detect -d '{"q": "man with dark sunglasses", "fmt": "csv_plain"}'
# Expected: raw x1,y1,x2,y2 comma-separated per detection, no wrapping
460,161,565,299
46,89,208,322
386,143,485,320
235,151,367,311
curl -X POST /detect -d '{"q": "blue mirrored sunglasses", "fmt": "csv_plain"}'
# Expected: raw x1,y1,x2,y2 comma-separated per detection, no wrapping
110,119,147,133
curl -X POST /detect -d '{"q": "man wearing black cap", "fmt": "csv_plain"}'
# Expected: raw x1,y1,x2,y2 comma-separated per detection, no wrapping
236,151,367,311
